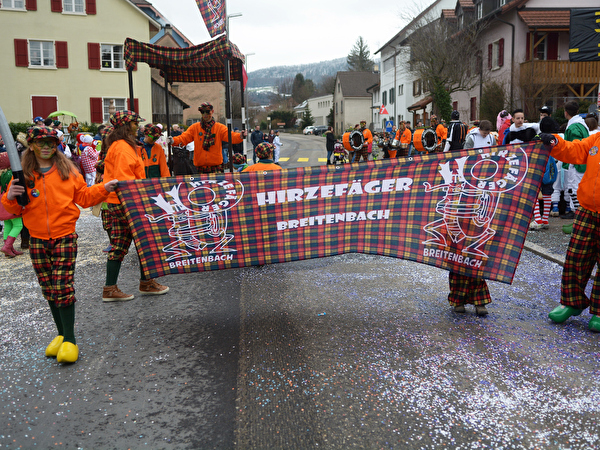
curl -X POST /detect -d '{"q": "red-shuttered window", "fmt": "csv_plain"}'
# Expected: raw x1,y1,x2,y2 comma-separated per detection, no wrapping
88,42,100,69
90,97,103,123
14,39,29,67
86,0,96,14
470,97,477,122
25,0,37,10
488,39,504,70
488,44,492,70
50,0,62,12
55,41,68,68
498,38,504,67
127,98,139,114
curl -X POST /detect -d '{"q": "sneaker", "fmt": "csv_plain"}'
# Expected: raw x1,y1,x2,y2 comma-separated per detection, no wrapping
102,285,134,302
475,305,489,316
541,220,550,229
550,205,559,217
102,245,112,253
139,279,169,295
529,221,543,230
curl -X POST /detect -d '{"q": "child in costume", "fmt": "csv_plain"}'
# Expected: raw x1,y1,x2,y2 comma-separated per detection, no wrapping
102,111,169,302
1,126,118,363
232,153,248,172
139,124,171,178
0,152,24,257
242,143,282,173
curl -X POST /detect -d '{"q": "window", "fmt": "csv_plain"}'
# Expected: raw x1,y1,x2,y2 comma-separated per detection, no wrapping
476,2,483,20
2,0,25,9
383,57,394,73
498,0,507,5
340,100,343,114
30,40,55,67
101,44,124,69
398,84,403,96
389,88,395,104
103,98,126,123
488,39,504,70
63,0,84,13
470,97,477,122
382,91,387,105
413,80,421,96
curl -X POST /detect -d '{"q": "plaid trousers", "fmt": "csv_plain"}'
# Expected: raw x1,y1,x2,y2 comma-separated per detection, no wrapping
448,272,491,306
30,234,78,307
560,207,600,314
106,203,133,262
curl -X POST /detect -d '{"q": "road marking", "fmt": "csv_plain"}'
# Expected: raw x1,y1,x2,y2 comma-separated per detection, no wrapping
318,158,327,162
279,157,290,162
297,158,309,162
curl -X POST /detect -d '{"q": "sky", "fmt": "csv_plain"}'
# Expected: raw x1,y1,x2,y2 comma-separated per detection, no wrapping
147,0,412,73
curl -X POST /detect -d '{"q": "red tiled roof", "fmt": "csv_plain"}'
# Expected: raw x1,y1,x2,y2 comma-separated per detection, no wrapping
458,0,474,10
518,10,570,29
442,9,457,20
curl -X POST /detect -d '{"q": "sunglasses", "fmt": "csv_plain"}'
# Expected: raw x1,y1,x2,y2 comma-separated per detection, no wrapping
200,109,213,114
33,140,57,149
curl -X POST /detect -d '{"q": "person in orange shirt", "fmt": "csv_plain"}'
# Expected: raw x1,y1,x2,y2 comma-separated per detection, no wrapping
102,111,169,303
430,115,447,152
139,124,170,178
393,121,412,158
243,143,282,172
353,120,373,163
2,126,118,363
169,102,247,173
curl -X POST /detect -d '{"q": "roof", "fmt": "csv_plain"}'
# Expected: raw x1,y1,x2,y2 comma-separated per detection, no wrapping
518,10,570,29
336,72,380,98
457,0,474,11
407,96,433,112
441,9,457,21
124,35,245,84
130,0,194,47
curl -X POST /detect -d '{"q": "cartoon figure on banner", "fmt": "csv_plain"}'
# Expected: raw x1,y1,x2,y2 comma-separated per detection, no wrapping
145,179,244,261
207,0,224,26
423,148,529,257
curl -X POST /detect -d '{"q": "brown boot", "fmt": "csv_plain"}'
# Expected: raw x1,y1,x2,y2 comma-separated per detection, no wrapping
139,279,169,295
1,237,17,258
8,236,23,256
102,285,134,302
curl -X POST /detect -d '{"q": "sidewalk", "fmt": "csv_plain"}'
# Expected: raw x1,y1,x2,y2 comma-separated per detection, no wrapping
523,214,573,266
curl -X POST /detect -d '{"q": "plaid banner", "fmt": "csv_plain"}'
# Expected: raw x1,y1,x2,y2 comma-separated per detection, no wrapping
123,36,244,83
196,0,226,38
117,143,549,284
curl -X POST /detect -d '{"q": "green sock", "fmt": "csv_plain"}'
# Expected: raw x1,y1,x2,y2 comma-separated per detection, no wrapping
106,259,122,286
48,301,63,336
58,304,76,345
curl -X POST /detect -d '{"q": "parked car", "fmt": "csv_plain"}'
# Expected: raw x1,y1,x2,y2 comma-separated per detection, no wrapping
312,125,329,135
303,126,315,135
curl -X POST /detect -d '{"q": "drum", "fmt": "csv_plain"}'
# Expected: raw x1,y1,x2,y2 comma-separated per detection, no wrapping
413,128,438,153
342,130,365,152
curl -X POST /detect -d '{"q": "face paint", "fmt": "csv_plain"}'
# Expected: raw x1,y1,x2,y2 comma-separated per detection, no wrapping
32,139,57,159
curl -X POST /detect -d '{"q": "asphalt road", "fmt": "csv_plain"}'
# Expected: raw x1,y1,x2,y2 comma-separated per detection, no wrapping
1,136,599,449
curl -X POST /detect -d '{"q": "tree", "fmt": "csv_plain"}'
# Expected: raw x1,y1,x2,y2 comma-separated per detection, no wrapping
269,110,296,128
347,37,374,71
302,108,315,128
480,81,506,127
292,73,316,104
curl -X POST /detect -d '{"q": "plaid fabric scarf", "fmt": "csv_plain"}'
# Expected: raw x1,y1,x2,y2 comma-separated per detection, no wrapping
202,119,216,151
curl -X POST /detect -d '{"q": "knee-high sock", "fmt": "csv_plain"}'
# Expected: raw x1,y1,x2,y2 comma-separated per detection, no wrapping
48,301,63,336
105,259,122,286
541,194,552,222
58,304,76,345
533,198,542,223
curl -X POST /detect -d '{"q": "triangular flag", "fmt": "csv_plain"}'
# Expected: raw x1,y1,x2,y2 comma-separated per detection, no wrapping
196,0,226,38
380,105,389,115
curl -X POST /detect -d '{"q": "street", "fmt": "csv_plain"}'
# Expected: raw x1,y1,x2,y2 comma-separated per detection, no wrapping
1,134,599,449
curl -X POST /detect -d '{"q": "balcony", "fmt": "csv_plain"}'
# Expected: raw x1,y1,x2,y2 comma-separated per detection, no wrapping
520,60,600,85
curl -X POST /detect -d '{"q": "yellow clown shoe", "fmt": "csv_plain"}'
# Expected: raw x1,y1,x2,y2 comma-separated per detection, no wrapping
45,335,64,357
56,342,79,363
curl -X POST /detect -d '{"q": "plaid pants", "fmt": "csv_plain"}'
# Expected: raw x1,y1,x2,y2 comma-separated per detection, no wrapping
448,272,491,306
107,203,133,261
196,165,223,174
30,234,78,307
353,148,369,162
560,207,600,314
101,206,113,233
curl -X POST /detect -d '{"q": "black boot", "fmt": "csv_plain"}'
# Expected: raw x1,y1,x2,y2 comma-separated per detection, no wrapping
20,227,30,250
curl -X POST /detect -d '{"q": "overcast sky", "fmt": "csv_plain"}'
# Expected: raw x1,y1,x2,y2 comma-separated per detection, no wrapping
147,0,412,72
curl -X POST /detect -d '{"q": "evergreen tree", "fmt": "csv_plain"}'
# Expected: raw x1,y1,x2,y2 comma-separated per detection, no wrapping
347,37,374,71
302,108,315,128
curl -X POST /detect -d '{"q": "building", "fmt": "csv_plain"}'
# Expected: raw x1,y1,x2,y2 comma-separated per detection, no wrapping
294,95,334,127
333,71,380,135
1,0,159,124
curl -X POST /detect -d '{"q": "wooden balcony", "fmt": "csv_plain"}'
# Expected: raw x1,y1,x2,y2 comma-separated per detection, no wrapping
520,60,600,85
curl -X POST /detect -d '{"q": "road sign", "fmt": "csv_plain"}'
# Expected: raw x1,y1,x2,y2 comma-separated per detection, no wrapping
385,121,394,132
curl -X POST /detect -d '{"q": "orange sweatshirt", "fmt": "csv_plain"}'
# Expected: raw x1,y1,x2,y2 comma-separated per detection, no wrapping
138,142,170,178
551,133,600,213
242,162,283,172
395,128,412,145
2,166,109,240
173,122,243,168
104,140,146,204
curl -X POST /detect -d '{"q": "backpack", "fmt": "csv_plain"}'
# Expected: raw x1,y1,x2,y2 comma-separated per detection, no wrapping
542,156,557,185
449,122,468,150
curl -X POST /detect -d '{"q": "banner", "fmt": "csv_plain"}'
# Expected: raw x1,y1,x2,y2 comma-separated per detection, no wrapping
196,0,226,38
117,143,549,284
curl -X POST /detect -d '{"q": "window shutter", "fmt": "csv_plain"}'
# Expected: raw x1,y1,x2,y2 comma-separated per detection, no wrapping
498,38,504,67
56,41,68,68
25,0,37,10
525,33,531,61
547,33,558,60
488,44,492,69
14,39,29,67
88,43,100,69
127,98,139,114
90,98,103,123
86,0,96,15
50,0,62,12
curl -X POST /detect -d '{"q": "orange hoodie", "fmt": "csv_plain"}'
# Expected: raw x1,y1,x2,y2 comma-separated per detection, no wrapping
104,139,146,204
551,133,600,213
173,122,243,168
2,166,109,240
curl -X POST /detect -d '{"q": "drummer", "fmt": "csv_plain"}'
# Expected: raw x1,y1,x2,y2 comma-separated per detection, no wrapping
430,115,447,152
393,121,412,158
353,120,372,163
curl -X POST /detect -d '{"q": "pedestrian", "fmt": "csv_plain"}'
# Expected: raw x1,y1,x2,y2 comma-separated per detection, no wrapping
430,115,447,152
1,125,118,363
497,110,511,141
539,129,600,332
171,124,182,137
139,124,170,178
33,116,44,126
0,152,24,258
267,130,275,143
354,120,373,163
502,109,539,144
539,105,551,121
102,111,170,302
242,143,282,172
393,121,411,158
79,134,98,187
232,153,248,172
443,110,468,152
325,126,335,164
463,119,496,149
273,130,283,164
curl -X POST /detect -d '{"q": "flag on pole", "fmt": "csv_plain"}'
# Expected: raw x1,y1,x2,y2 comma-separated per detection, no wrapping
196,0,226,38
380,105,389,115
